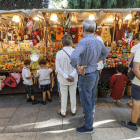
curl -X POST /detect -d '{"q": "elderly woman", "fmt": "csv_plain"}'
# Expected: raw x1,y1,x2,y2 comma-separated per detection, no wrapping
55,34,78,117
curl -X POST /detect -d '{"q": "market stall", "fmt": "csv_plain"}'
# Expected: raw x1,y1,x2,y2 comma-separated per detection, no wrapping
0,8,139,94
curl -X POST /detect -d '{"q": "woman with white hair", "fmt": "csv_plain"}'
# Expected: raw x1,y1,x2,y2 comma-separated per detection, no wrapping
56,34,78,117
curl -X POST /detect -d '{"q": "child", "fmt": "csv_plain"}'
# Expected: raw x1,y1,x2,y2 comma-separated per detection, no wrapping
57,82,61,102
110,64,129,105
55,71,61,102
38,58,53,105
22,58,40,105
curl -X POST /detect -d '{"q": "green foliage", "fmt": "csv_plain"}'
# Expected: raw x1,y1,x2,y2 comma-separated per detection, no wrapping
64,0,140,9
0,0,49,10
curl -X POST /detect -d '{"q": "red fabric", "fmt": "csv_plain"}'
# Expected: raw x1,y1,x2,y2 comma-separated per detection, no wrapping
130,39,135,48
116,24,128,42
33,39,37,45
110,74,129,100
31,31,37,38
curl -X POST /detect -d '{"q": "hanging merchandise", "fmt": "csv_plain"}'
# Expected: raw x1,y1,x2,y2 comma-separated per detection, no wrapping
19,22,25,37
33,39,37,45
51,27,56,40
27,22,33,29
31,30,38,38
30,42,34,48
116,24,128,42
56,27,64,40
30,49,39,69
39,22,43,29
63,13,71,34
10,73,21,84
101,27,111,43
78,27,83,42
5,76,17,87
27,17,33,29
70,27,78,43
31,61,39,69
36,29,43,38
0,76,6,90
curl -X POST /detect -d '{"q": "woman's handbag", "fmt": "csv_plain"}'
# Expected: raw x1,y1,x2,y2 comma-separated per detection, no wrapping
127,70,135,80
128,56,135,80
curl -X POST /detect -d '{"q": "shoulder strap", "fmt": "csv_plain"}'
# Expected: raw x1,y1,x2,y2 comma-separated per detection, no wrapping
63,49,70,58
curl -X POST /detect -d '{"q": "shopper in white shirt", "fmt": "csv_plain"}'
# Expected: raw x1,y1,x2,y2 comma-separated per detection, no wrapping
38,58,53,105
127,33,140,107
56,34,78,117
22,59,40,105
121,48,140,131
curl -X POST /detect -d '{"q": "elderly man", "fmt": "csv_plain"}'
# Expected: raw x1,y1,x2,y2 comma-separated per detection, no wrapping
70,20,109,134
56,34,78,117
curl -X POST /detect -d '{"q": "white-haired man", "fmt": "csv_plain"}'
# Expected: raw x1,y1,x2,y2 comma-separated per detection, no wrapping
71,20,109,134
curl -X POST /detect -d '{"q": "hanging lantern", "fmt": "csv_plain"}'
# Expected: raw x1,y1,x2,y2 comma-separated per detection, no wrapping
12,15,20,22
107,13,114,21
89,14,95,20
125,14,132,20
33,17,39,21
50,13,57,21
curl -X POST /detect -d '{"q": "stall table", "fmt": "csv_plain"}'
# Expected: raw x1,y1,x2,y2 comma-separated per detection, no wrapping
0,71,57,94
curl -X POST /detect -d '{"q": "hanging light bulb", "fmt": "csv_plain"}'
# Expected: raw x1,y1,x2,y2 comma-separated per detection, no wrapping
50,13,57,21
125,14,132,20
33,17,39,21
12,15,20,22
107,13,114,21
89,14,95,20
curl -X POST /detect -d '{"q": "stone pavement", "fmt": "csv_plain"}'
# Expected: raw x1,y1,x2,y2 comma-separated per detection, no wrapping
0,93,140,140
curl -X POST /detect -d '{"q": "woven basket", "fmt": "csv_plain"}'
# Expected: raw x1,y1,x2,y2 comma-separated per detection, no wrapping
126,85,131,96
98,88,112,98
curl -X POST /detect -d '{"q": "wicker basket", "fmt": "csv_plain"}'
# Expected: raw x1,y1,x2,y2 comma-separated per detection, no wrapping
98,88,112,98
126,85,131,96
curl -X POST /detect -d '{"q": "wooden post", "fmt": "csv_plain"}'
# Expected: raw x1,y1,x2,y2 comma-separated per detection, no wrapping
43,12,51,56
43,12,47,56
18,21,20,43
112,14,117,46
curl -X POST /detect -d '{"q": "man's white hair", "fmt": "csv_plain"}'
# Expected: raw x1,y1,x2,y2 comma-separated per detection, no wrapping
83,19,96,33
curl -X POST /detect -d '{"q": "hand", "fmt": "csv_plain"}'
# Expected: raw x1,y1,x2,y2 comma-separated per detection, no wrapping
68,76,74,82
66,77,74,82
77,65,87,76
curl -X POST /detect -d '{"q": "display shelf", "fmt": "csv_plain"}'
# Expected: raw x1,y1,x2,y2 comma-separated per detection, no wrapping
0,69,22,73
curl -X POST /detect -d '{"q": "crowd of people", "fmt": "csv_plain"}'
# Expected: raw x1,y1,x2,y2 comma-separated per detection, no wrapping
21,19,140,134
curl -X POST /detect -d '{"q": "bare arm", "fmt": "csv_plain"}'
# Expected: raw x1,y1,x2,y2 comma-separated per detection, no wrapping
133,62,140,80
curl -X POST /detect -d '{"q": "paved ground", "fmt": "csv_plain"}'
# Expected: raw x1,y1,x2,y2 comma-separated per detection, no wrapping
0,92,139,140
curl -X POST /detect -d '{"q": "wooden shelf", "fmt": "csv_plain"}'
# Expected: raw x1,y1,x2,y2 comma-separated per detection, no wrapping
0,70,22,73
